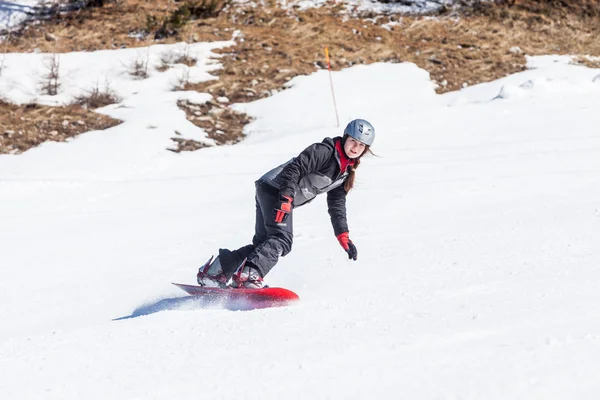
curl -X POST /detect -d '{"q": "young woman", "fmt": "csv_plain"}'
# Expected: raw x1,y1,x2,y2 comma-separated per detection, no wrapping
197,118,375,289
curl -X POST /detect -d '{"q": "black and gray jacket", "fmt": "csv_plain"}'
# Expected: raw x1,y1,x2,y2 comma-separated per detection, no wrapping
258,137,351,236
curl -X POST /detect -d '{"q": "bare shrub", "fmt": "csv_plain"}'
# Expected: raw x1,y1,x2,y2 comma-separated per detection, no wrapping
40,53,61,96
158,50,177,71
175,42,197,66
73,80,121,109
159,44,197,72
172,67,191,91
128,50,150,79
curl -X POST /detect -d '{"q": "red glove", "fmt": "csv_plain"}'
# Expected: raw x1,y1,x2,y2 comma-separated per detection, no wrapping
275,195,293,223
336,232,358,261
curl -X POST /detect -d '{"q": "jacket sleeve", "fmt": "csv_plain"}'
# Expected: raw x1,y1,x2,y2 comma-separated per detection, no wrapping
327,184,349,236
278,142,333,198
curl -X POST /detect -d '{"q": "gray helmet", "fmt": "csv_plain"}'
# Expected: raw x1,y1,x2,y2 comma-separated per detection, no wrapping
344,119,375,146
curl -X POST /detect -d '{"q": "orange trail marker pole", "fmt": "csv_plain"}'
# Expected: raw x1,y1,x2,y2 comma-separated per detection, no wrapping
325,47,340,128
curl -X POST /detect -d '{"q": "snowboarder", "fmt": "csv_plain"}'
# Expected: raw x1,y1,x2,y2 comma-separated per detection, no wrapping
197,118,375,289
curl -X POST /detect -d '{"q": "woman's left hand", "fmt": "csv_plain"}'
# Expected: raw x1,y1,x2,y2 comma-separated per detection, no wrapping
336,232,358,261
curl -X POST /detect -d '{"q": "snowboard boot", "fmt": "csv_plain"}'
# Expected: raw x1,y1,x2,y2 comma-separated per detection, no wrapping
197,256,229,288
231,259,264,289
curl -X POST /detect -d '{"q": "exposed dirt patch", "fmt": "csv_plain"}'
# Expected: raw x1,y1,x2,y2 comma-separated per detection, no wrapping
171,98,251,152
0,100,121,154
2,0,600,153
169,135,211,152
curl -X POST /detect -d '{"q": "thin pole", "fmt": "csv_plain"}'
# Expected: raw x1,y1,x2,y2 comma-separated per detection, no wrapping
324,47,339,127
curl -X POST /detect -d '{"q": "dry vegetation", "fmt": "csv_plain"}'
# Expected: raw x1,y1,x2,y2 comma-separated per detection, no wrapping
74,82,122,109
175,98,251,148
0,100,121,154
2,0,600,153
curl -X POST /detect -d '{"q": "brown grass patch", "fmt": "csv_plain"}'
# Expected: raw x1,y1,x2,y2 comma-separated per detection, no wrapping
3,0,227,53
172,99,251,151
0,100,121,154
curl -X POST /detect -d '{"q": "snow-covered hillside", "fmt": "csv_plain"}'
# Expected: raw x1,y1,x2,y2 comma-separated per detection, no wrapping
1,42,600,399
0,0,44,31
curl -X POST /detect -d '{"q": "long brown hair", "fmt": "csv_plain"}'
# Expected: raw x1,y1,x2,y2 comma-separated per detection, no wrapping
344,145,374,193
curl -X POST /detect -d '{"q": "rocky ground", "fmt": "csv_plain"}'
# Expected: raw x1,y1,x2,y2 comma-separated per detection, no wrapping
2,0,600,154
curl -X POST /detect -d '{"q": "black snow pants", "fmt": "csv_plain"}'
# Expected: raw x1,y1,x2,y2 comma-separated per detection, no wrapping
218,181,293,278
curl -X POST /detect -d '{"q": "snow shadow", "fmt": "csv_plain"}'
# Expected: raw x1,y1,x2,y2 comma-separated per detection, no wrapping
113,295,227,320
113,295,265,320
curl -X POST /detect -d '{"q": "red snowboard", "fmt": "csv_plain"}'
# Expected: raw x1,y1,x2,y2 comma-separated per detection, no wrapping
172,283,299,310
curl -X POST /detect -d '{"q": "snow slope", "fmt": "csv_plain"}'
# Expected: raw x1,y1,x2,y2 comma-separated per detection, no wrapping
0,0,39,31
1,46,600,399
